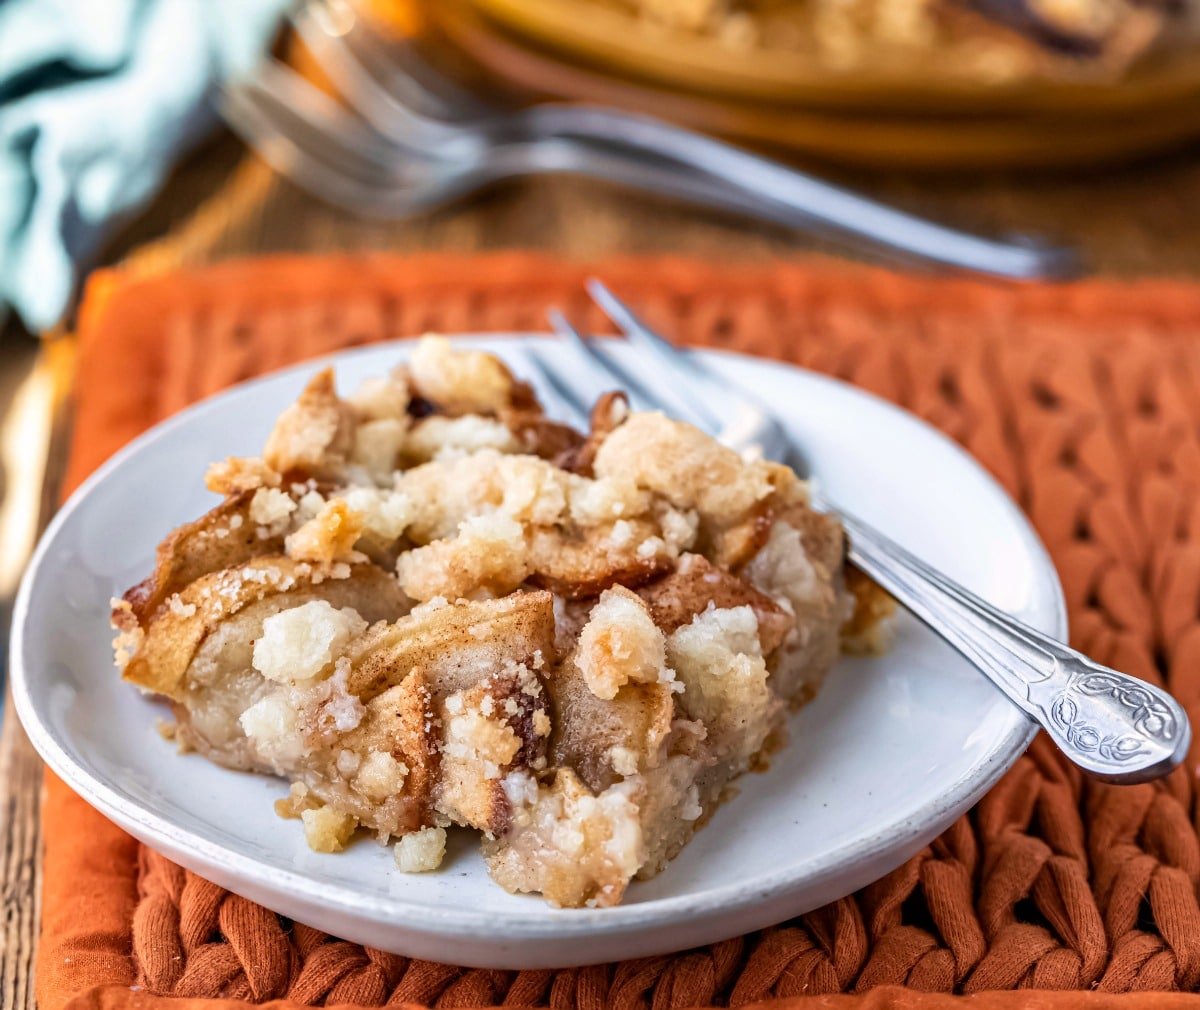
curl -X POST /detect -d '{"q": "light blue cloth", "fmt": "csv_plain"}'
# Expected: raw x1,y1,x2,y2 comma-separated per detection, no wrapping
0,0,290,332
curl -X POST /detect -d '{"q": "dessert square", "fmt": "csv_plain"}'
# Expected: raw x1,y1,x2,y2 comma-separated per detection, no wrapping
114,336,891,907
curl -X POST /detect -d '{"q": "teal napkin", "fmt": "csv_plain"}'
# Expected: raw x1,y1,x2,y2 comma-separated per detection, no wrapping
0,0,290,332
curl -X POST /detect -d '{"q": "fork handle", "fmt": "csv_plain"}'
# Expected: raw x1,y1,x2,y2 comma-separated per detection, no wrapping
827,499,1190,783
519,106,1077,281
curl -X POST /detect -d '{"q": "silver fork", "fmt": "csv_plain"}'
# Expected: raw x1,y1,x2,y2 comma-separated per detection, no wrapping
225,0,1079,281
532,280,1190,785
220,59,842,224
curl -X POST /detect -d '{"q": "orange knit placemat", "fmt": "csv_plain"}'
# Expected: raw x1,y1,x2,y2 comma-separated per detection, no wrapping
40,253,1200,1010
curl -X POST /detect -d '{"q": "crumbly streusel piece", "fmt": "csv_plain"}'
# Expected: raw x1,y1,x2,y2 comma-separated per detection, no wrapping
667,604,780,768
396,512,530,601
409,335,517,415
574,586,673,700
264,369,358,477
395,826,447,872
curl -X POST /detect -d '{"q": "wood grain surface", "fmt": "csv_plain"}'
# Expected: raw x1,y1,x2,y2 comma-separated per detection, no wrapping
3,126,1200,1009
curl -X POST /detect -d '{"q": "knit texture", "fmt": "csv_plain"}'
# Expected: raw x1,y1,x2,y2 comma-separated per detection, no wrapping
40,253,1200,1010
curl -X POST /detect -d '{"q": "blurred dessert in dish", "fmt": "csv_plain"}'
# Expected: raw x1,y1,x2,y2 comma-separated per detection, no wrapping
613,0,1196,81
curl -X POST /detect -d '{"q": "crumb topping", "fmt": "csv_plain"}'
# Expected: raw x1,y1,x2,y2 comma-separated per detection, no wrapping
355,750,410,800
349,374,409,420
252,600,367,683
301,805,358,852
339,486,413,541
351,418,407,480
249,487,297,529
394,826,447,872
285,500,367,566
445,706,522,775
575,586,674,700
113,334,888,905
667,605,776,766
406,415,517,462
239,694,306,762
263,369,355,476
206,457,281,495
409,335,514,415
593,412,774,532
396,512,529,601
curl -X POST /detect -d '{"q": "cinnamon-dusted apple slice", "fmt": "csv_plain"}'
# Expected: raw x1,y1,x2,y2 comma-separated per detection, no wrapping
556,392,629,477
117,556,406,701
501,408,585,462
546,655,675,794
525,520,672,599
638,553,794,657
122,490,286,626
543,587,676,792
344,591,556,703
324,671,439,838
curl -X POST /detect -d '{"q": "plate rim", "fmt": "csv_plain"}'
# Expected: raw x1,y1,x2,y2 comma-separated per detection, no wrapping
12,334,1063,946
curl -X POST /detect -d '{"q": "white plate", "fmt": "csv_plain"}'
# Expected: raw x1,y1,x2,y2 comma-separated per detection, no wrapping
12,336,1064,969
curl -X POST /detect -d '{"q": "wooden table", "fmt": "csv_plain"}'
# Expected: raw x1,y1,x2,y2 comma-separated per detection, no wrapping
4,128,1200,1009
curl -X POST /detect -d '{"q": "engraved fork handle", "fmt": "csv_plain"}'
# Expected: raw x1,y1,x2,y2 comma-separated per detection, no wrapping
825,497,1191,784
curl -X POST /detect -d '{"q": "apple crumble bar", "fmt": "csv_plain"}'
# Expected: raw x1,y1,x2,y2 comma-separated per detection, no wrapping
113,335,892,908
